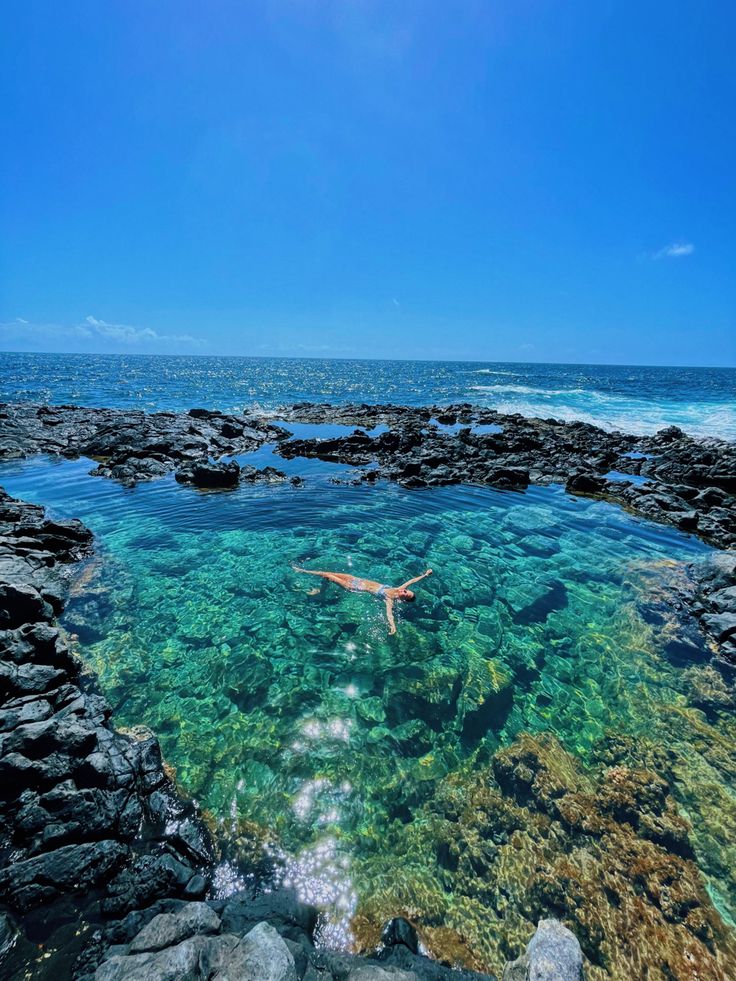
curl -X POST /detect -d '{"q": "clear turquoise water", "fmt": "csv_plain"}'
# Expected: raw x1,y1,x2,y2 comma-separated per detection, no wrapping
2,452,735,968
2,352,735,438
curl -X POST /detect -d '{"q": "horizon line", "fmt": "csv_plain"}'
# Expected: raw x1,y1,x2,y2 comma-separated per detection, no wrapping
1,348,735,372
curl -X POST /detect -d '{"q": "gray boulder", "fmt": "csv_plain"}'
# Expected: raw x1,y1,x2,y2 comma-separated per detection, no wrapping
96,919,298,981
210,921,297,981
346,967,418,980
129,902,221,953
503,919,583,981
95,934,235,981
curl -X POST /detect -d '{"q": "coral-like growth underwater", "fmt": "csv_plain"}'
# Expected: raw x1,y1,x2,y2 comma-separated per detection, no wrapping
2,455,735,977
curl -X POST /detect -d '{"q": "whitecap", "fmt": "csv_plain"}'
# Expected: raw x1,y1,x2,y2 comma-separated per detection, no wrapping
467,385,736,439
470,384,592,397
473,369,522,376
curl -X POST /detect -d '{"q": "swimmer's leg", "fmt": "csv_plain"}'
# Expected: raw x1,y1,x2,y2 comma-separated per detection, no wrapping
292,567,353,591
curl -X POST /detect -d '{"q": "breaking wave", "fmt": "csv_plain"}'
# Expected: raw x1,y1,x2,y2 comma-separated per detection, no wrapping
469,384,736,439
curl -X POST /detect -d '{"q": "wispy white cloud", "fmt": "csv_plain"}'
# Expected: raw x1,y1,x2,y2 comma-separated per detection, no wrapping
653,241,695,259
83,316,202,345
1,315,204,347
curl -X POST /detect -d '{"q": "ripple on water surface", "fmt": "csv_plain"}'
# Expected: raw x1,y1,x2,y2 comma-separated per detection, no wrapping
1,455,735,972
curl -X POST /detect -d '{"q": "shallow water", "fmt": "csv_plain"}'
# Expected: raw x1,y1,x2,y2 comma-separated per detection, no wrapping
2,353,735,439
603,469,651,485
1,455,735,968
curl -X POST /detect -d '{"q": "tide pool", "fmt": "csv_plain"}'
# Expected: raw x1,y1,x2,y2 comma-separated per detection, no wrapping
1,455,734,972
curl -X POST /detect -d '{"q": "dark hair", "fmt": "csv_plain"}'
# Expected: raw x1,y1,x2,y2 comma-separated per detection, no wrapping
403,590,416,602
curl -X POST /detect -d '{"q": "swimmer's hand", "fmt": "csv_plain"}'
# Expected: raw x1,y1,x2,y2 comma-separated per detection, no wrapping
425,568,433,575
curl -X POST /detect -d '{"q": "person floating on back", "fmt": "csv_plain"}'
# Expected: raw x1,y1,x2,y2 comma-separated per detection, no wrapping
292,565,433,635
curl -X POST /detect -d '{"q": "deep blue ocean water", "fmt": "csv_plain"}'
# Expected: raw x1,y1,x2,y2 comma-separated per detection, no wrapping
2,351,735,439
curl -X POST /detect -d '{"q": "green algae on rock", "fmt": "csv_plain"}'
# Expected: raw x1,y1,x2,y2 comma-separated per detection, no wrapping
353,734,736,978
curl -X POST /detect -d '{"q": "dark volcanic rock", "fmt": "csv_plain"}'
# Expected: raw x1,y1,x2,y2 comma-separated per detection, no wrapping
381,916,419,954
175,459,241,488
0,840,129,912
2,400,734,547
688,551,736,663
0,402,281,487
86,891,501,981
565,472,607,496
240,464,291,483
0,488,216,979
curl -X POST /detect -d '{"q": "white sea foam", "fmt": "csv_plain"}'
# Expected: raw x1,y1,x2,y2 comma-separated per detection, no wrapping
474,369,522,376
468,385,736,439
471,383,591,396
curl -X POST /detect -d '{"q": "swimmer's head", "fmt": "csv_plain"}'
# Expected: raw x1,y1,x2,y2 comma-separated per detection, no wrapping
397,588,416,602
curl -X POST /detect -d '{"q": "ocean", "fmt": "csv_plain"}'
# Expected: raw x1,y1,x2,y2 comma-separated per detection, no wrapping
1,351,735,440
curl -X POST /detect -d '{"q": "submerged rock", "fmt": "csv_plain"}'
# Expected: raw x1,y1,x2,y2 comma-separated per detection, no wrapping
354,732,736,978
503,919,583,981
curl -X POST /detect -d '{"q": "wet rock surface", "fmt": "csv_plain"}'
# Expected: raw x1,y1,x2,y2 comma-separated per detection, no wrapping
0,402,287,489
275,406,735,550
502,919,583,981
83,897,500,981
687,551,736,665
0,487,217,976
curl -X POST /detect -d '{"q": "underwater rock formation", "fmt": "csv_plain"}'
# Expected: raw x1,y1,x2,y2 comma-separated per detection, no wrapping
688,551,736,665
350,732,736,979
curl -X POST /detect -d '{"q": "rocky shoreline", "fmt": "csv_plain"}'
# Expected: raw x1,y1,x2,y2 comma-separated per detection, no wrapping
1,400,735,979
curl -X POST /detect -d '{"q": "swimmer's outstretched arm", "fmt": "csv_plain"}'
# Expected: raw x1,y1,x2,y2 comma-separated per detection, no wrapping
385,597,397,636
398,568,433,590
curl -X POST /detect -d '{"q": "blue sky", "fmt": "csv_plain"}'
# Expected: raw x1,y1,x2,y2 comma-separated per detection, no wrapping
1,1,734,365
